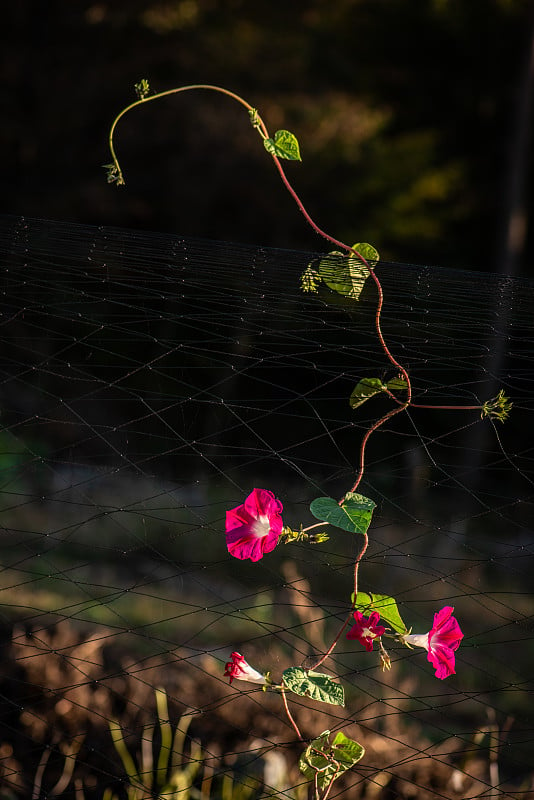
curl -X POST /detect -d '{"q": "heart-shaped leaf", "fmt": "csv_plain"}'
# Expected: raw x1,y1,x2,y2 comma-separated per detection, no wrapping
283,667,345,707
302,242,378,300
309,493,376,535
263,129,302,161
299,730,365,791
318,241,377,300
319,253,367,299
330,730,366,767
352,591,407,634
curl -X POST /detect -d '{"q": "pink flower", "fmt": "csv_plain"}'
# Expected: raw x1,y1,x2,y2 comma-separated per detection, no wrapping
224,652,266,685
403,606,464,680
225,488,283,562
347,610,386,652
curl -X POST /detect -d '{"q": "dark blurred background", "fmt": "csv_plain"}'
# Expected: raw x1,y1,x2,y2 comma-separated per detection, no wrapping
2,4,534,792
3,0,534,274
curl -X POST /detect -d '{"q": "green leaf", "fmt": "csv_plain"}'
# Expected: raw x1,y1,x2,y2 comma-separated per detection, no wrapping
301,264,320,293
331,731,366,767
309,493,376,535
134,78,151,100
263,129,302,161
386,375,408,392
351,242,379,264
283,667,345,707
304,242,378,301
299,730,365,791
349,375,408,408
349,377,386,409
318,242,377,300
319,254,365,299
352,592,407,635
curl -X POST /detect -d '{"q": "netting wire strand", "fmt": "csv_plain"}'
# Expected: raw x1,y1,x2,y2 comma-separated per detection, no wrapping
0,213,533,798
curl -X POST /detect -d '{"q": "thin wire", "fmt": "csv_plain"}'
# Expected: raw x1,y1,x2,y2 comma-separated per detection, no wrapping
1,214,534,795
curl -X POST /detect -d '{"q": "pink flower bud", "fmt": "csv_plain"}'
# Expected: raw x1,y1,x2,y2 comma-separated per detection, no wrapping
224,652,267,685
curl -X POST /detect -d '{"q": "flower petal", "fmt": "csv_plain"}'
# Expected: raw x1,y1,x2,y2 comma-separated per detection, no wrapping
425,606,464,679
427,643,457,680
224,652,266,684
225,489,283,561
244,488,283,534
346,610,385,652
368,611,384,631
225,505,253,531
430,606,464,651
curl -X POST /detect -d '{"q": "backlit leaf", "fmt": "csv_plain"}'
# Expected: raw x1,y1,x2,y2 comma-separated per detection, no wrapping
351,242,379,264
386,375,408,392
299,729,365,791
349,377,386,409
301,264,320,293
318,242,378,300
263,129,302,161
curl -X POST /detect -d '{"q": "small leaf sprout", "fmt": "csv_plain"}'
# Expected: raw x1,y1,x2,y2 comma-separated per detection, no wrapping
103,163,124,186
481,389,513,422
134,78,151,100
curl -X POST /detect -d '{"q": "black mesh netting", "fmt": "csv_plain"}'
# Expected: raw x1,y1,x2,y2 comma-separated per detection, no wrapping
0,213,533,799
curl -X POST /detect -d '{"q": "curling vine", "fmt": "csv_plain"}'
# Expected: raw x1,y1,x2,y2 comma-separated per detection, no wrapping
106,81,511,800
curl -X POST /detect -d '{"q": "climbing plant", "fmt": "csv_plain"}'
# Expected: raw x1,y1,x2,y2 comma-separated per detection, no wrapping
106,82,511,800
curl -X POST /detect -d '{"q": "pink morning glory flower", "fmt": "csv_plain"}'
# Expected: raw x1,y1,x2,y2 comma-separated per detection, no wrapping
347,610,386,652
224,652,267,685
225,488,283,562
403,606,464,680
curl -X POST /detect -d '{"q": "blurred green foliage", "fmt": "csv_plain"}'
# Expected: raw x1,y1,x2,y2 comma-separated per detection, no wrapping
2,0,534,270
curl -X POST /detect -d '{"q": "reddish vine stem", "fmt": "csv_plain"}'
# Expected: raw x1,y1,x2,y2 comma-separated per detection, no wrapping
309,531,369,672
108,84,414,687
309,608,354,672
384,386,482,412
368,268,412,397
271,158,354,255
345,401,410,498
108,84,270,184
280,684,303,740
258,112,414,675
344,269,412,499
272,158,416,504
352,531,369,605
322,771,338,800
411,403,481,411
